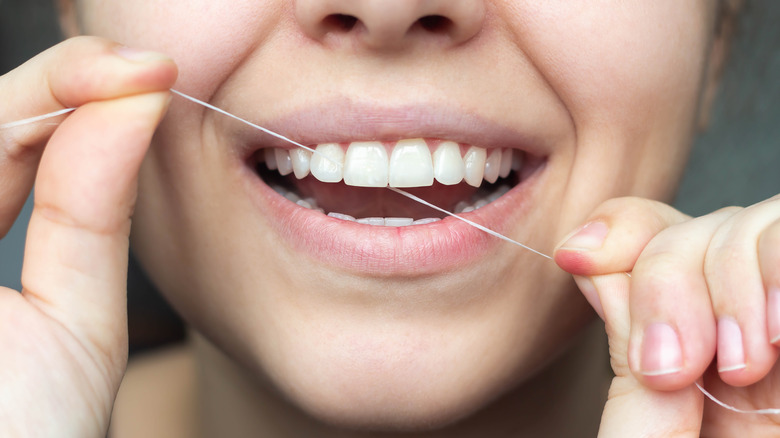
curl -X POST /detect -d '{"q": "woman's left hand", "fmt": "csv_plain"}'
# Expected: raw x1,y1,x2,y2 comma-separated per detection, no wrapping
555,195,780,437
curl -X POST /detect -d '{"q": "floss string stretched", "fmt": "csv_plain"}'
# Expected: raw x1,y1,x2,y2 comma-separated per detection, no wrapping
0,107,75,130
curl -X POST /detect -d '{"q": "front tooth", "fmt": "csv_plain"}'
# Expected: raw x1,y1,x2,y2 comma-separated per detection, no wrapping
357,217,385,226
463,146,487,187
483,149,502,184
275,149,293,176
432,141,464,185
264,148,278,170
343,141,389,187
310,143,344,183
328,212,356,221
290,149,312,179
499,149,512,178
389,138,434,187
413,218,441,225
384,217,414,227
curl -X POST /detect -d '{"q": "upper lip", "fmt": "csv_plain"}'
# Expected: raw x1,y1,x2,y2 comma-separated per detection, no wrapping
223,97,551,159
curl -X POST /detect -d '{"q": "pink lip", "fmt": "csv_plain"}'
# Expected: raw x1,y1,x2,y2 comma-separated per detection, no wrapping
225,97,552,157
226,100,548,276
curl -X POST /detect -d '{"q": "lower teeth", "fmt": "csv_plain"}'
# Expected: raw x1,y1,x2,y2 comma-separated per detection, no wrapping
270,183,511,227
453,184,510,214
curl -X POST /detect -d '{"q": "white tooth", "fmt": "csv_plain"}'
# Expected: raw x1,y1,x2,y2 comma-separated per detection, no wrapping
296,199,313,209
454,201,470,213
290,149,312,179
463,146,487,187
275,149,293,176
512,151,524,171
388,138,434,188
303,197,317,206
343,141,389,187
264,148,278,170
328,212,356,221
487,185,510,202
483,149,502,184
357,217,385,226
432,141,465,185
413,218,441,225
461,206,475,213
315,208,325,214
384,217,414,227
284,191,300,203
499,149,512,178
310,143,344,183
474,199,489,210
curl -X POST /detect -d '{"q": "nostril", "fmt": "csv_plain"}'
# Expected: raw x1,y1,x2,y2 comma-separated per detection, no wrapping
323,14,359,32
297,0,485,48
418,15,453,34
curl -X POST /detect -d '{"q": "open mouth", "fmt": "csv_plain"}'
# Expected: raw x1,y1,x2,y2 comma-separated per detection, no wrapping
248,138,544,225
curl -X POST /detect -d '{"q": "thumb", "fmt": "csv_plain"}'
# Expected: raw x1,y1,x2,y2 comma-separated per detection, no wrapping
579,273,703,438
554,197,690,277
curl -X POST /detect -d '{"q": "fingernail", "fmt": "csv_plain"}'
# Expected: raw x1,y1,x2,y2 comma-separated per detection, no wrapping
717,317,746,372
114,45,171,63
768,287,780,344
573,276,605,320
641,323,683,376
558,221,609,251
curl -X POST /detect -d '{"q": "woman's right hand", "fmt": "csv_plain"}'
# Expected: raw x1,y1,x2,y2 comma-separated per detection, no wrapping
0,36,176,437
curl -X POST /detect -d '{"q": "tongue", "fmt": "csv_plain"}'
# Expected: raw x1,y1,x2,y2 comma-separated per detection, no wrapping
292,177,479,218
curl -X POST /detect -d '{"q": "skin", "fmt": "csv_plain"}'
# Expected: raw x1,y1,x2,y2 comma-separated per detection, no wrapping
1,0,779,437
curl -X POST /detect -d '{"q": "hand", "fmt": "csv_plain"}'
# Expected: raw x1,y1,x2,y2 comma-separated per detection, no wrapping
0,36,176,436
555,196,780,437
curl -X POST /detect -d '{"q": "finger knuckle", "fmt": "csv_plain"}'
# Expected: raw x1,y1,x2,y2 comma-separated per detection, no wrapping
635,249,698,296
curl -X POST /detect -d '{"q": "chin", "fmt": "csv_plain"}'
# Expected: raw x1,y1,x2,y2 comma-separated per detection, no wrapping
229,307,561,432
284,366,502,432
180,265,590,433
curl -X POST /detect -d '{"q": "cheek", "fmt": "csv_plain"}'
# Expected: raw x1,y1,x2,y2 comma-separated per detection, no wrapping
78,0,285,95
513,2,712,130
524,2,711,199
498,1,715,247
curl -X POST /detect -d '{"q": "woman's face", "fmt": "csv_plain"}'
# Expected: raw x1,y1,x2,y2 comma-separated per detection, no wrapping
74,0,718,429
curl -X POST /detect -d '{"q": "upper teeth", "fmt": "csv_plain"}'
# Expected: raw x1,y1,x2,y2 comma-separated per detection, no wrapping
262,139,520,188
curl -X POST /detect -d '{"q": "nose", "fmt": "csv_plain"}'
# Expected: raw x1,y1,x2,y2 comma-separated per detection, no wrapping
295,0,485,50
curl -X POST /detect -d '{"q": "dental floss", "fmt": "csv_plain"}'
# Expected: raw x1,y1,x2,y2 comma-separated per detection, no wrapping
696,382,780,415
3,89,775,417
0,107,75,130
170,89,332,163
387,187,552,260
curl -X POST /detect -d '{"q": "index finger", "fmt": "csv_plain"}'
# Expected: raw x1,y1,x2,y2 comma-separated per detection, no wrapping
1,35,176,147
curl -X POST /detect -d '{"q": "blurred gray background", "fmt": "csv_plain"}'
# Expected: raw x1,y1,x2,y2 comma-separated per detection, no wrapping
1,1,778,349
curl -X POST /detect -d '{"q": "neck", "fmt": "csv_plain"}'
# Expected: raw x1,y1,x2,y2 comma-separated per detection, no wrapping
193,320,609,438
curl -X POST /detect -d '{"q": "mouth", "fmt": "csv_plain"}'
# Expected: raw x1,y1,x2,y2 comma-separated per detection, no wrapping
249,139,543,224
230,102,550,275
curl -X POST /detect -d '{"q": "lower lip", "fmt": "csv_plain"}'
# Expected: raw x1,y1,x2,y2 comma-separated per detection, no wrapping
240,163,540,276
